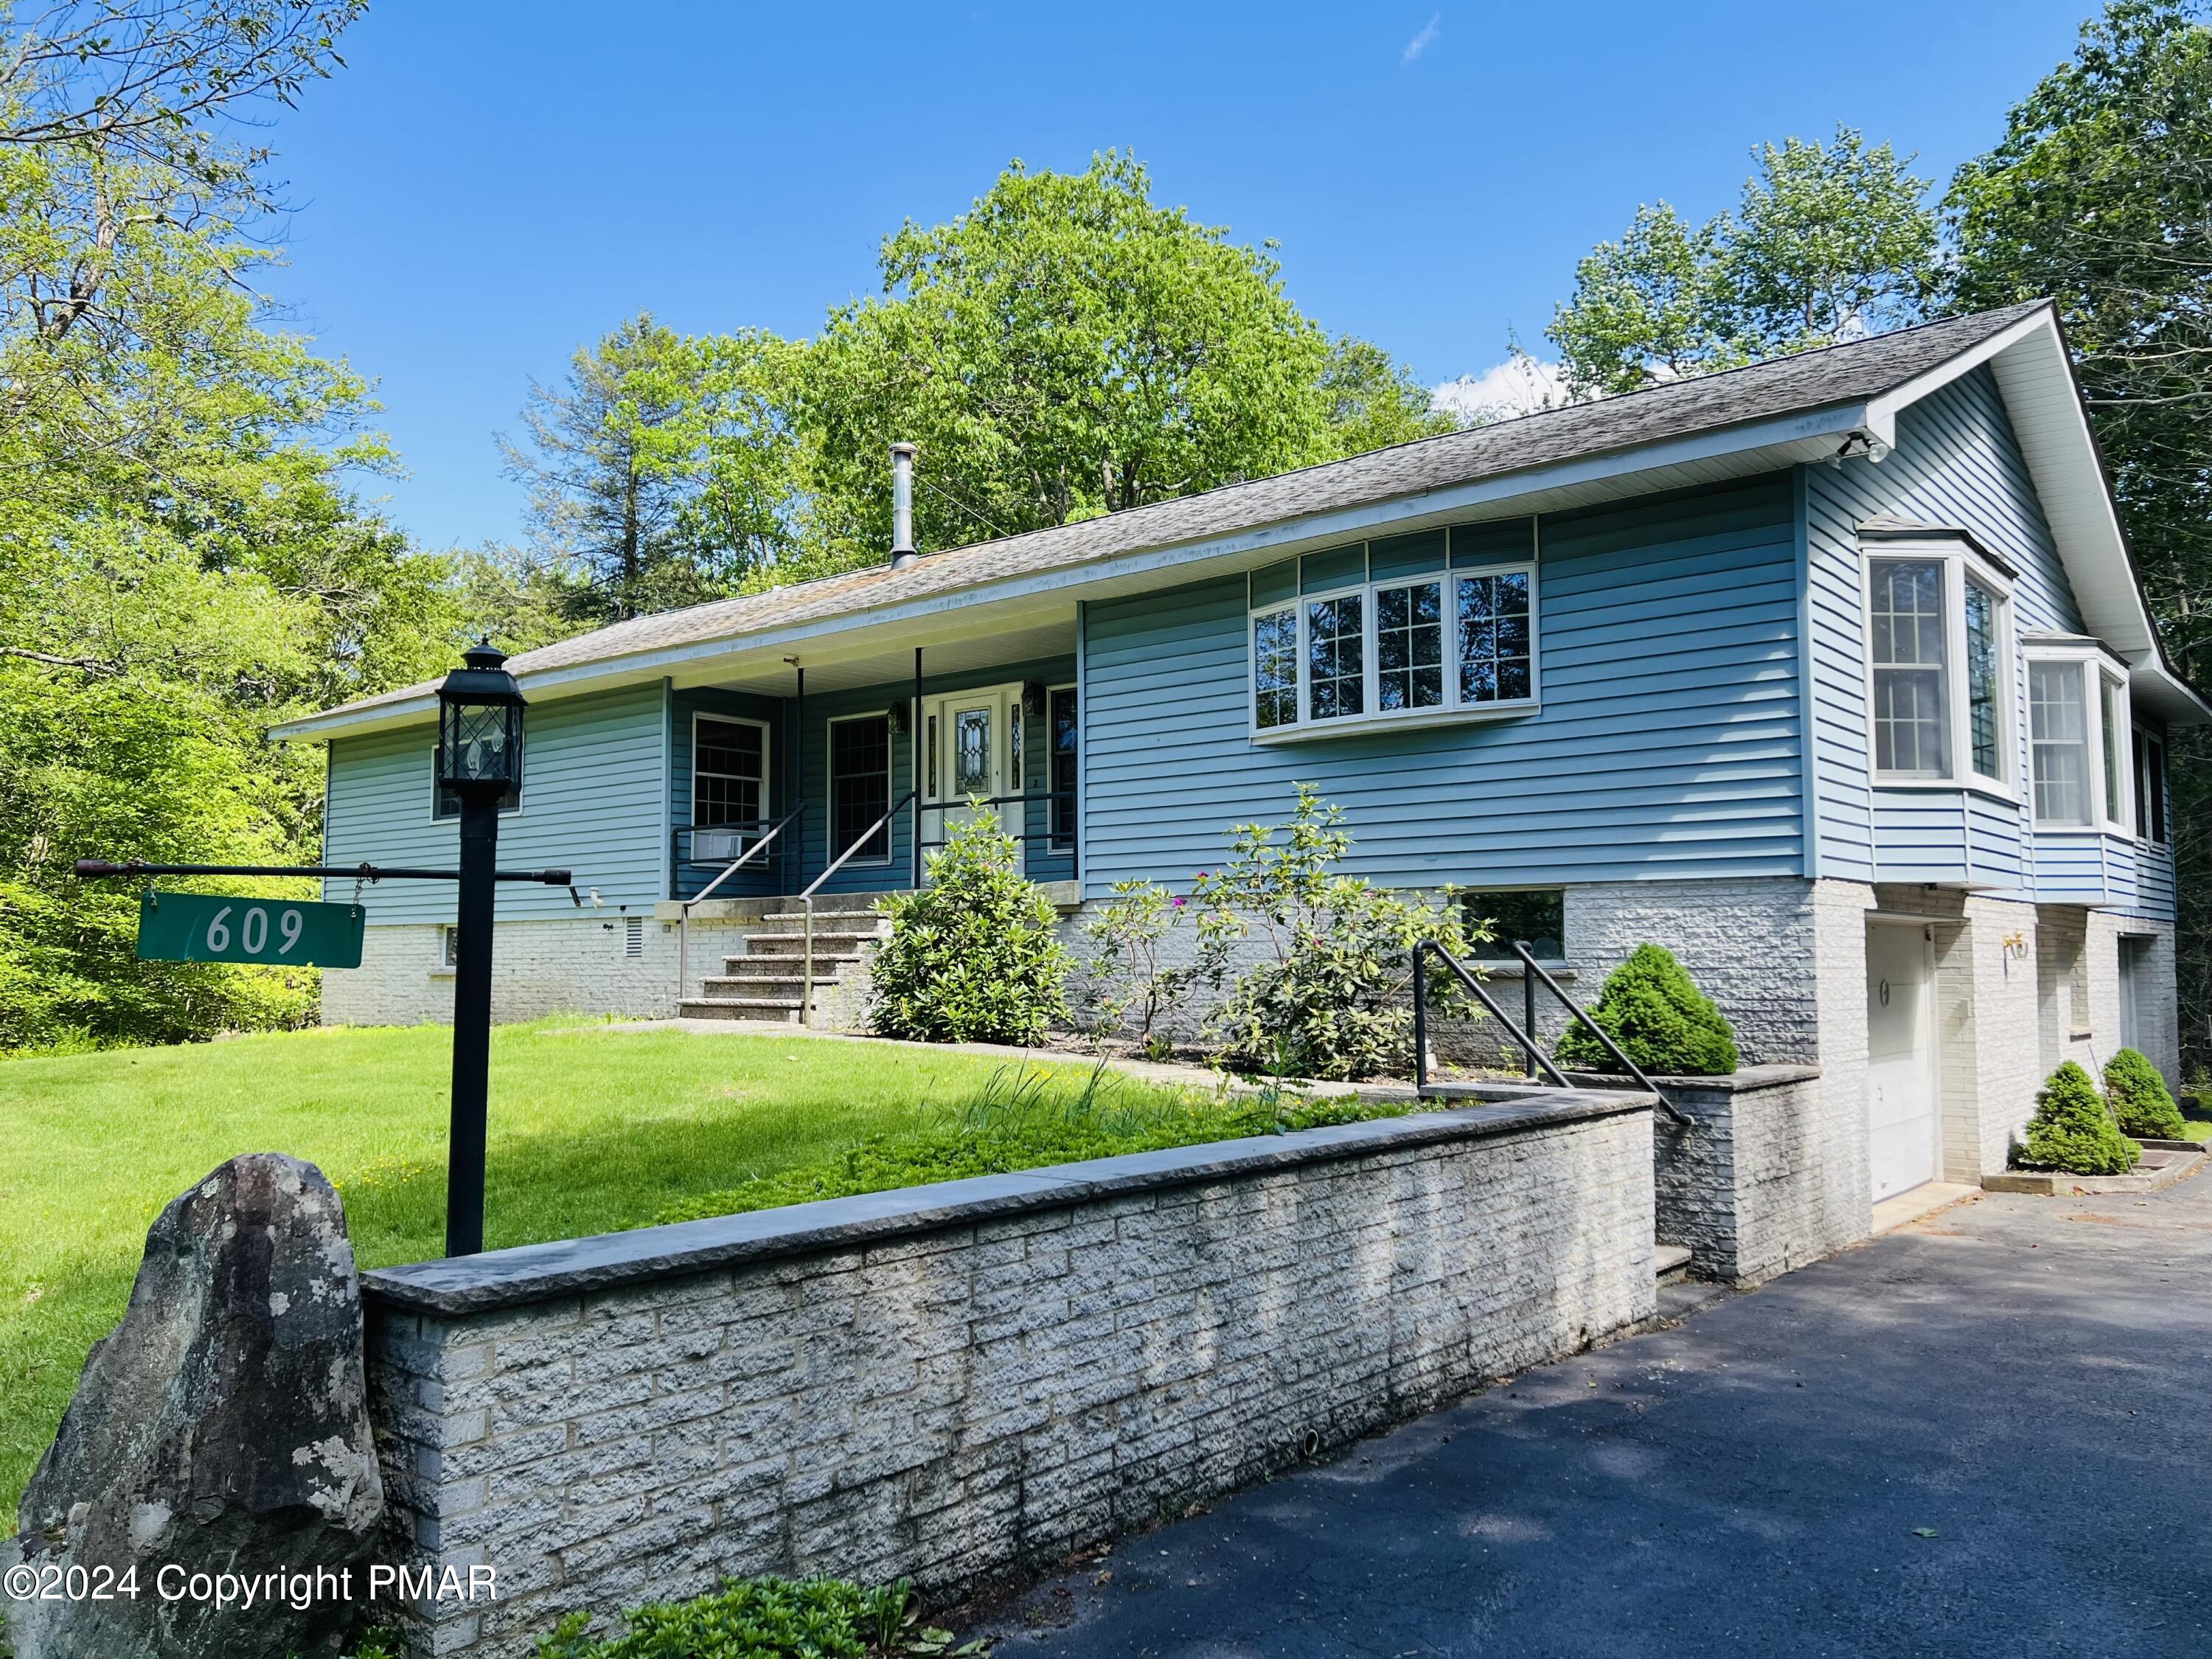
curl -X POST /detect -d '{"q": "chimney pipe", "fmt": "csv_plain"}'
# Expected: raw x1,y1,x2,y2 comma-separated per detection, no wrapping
888,442,917,570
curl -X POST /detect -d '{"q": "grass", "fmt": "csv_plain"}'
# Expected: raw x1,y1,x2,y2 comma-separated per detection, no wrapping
0,1019,1244,1519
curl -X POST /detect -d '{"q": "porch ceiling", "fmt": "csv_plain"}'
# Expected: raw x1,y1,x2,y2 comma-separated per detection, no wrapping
675,608,1079,698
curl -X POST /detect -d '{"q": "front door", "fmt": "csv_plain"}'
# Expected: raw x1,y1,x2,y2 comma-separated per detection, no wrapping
922,686,1023,879
1866,920,1938,1202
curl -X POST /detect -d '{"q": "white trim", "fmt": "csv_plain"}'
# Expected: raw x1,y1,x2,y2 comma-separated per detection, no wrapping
2023,646,2133,831
272,404,1871,742
689,709,772,826
1860,538,2019,801
826,708,897,869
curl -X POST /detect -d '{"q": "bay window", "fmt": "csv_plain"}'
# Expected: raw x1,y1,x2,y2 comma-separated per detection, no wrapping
2025,649,2132,830
1863,542,2014,791
2028,660,2090,824
1246,520,1539,737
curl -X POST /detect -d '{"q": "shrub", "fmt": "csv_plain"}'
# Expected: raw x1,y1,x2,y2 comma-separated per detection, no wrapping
1554,944,1739,1076
1186,785,1478,1082
2017,1060,2140,1175
1078,878,1196,1057
2103,1048,2186,1140
869,807,1071,1046
529,1574,978,1658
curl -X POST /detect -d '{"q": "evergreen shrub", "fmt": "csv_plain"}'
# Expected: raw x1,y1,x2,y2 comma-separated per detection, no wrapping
2103,1048,2185,1140
1554,943,1739,1076
2017,1060,2139,1175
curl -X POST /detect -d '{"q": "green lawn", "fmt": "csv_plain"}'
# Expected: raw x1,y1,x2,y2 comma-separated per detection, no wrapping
0,1021,1200,1517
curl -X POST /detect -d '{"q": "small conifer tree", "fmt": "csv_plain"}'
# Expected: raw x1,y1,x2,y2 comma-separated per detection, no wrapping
2017,1060,2139,1175
1555,943,1739,1076
2103,1048,2185,1140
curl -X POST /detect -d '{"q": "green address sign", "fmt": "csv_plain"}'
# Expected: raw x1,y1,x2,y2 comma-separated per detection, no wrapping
136,891,365,969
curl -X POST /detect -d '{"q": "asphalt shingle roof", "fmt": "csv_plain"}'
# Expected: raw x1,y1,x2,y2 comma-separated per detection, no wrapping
305,302,2048,724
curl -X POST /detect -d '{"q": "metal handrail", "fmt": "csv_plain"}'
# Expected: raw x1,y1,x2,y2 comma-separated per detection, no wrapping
676,804,804,1004
1411,938,1692,1128
1506,940,1691,1127
1413,939,1573,1091
799,790,917,1026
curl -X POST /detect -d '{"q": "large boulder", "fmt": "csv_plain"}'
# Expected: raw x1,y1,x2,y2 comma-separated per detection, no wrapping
10,1155,385,1659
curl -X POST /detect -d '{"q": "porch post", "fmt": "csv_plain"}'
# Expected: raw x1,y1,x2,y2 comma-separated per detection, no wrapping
792,664,804,896
911,646,923,890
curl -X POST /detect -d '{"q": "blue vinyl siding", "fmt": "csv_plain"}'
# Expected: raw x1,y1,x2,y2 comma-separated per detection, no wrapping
322,683,667,923
1082,474,1804,894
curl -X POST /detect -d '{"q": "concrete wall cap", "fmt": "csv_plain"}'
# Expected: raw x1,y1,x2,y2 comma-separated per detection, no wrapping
363,1091,1652,1318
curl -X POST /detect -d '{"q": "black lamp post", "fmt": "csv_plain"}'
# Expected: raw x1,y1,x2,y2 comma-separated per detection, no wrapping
435,641,526,1257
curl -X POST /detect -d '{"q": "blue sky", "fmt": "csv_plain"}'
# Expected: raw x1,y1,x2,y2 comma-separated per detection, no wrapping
257,1,2098,552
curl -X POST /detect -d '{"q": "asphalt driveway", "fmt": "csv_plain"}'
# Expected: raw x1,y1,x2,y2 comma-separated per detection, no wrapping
968,1170,2212,1658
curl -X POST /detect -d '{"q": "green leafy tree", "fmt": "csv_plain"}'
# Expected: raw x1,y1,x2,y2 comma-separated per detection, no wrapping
1555,945,1739,1077
1550,125,1939,397
869,809,1072,1046
798,152,1437,563
0,0,460,1051
1188,785,1476,1081
495,313,804,630
1948,1,2212,1077
2103,1047,2187,1138
2018,1060,2140,1174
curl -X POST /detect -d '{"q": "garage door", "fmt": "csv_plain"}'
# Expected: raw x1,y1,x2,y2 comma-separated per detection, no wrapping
1866,921,1937,1202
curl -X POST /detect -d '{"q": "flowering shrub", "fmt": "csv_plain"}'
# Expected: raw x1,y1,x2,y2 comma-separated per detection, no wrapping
1078,879,1197,1057
869,809,1071,1046
1187,785,1479,1081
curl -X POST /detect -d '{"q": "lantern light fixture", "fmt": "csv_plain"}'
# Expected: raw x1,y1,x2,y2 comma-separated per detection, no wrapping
437,641,527,793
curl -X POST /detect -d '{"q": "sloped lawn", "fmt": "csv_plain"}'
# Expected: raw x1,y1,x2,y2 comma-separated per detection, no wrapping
0,1022,1236,1517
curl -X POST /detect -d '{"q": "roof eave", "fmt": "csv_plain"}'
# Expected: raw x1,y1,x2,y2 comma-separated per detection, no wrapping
274,397,1879,742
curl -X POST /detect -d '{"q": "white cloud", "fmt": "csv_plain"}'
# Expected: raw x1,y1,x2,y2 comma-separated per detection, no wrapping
1432,355,1571,425
1402,13,1440,63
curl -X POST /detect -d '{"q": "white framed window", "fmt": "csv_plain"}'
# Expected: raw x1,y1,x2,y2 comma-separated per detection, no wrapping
692,713,769,828
434,925,459,970
1861,541,2014,793
1247,543,1537,740
2024,647,2132,831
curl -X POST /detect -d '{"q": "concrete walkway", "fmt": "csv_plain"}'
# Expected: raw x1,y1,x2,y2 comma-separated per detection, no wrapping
966,1169,2212,1658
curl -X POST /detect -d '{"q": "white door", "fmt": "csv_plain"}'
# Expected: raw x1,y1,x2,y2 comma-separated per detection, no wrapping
922,686,1023,878
1866,921,1938,1202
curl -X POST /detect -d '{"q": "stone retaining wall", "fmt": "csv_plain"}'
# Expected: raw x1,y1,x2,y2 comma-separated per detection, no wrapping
361,1093,1656,1657
1601,1065,1857,1287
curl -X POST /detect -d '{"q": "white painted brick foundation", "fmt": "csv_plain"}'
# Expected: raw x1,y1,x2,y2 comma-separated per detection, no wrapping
361,1095,1655,1658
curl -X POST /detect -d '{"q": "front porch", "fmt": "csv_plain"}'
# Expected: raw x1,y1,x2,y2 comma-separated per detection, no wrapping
664,638,1081,908
655,629,1082,1023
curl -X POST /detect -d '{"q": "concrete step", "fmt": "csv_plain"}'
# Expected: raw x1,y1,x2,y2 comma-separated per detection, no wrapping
1655,1242,1693,1285
680,996,804,1023
745,936,884,959
699,975,834,995
715,956,860,978
758,909,888,925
